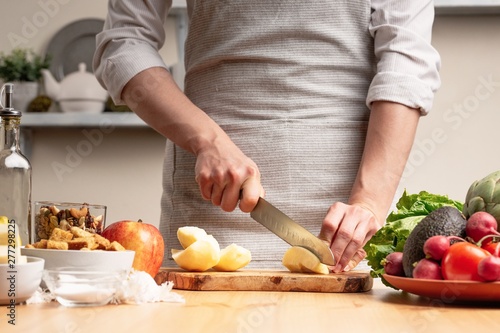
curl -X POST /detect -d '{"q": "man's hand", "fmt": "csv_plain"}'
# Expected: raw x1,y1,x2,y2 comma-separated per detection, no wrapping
320,101,421,273
319,202,382,272
195,144,264,213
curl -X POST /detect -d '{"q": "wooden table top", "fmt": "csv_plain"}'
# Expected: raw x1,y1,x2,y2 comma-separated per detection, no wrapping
2,278,499,333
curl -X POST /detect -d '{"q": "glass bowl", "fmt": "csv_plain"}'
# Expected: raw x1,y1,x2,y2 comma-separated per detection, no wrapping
32,202,106,243
42,267,126,307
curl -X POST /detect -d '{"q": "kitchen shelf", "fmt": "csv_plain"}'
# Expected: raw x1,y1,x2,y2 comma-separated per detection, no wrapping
19,113,151,159
20,112,149,128
171,0,186,9
435,0,500,15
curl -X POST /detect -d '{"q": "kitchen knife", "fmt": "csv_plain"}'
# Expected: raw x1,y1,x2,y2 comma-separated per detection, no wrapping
250,197,336,266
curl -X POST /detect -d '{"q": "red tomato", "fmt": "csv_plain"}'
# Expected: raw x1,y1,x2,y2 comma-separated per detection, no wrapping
482,242,500,255
441,242,491,281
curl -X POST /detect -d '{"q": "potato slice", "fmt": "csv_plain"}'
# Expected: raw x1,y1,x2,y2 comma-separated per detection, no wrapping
213,243,252,272
282,246,330,275
172,239,221,272
177,226,208,249
204,235,220,251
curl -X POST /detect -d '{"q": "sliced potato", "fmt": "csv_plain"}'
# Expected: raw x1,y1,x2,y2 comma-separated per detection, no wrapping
177,226,208,249
174,226,253,272
204,234,220,251
282,246,330,275
172,239,220,272
213,243,252,271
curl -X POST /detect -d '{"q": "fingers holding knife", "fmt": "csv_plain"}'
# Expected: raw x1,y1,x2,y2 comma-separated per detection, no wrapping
195,156,264,213
239,177,265,213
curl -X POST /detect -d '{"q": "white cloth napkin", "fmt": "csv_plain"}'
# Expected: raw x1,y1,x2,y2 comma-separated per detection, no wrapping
26,269,185,305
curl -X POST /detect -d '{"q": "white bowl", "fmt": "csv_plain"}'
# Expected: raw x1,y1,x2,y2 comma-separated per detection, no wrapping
0,257,45,305
21,248,135,272
42,267,127,307
58,99,105,113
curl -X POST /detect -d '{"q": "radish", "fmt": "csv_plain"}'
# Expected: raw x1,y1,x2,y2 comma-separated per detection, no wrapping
423,235,465,261
382,252,405,276
413,258,443,280
478,257,500,281
423,235,450,261
466,211,500,244
478,240,500,282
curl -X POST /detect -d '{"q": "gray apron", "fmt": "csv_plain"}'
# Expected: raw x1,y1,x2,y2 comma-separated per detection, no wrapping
161,0,375,268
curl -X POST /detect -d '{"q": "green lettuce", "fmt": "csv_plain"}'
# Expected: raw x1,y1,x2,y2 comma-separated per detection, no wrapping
363,190,463,280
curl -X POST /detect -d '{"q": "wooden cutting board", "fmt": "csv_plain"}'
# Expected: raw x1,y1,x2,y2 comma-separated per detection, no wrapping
154,268,373,293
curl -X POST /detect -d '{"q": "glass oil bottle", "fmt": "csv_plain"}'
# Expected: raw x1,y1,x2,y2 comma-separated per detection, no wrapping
0,83,32,245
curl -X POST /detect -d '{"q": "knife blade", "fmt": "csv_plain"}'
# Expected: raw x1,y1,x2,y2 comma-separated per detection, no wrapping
250,197,336,266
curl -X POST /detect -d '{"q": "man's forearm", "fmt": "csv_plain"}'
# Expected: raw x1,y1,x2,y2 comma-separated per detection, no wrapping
349,101,421,224
121,67,230,156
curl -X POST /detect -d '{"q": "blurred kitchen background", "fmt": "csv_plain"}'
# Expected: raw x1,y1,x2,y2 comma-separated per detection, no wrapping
0,0,499,228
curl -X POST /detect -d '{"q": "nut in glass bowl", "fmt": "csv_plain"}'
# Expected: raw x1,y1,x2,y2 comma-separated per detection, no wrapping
42,267,127,307
32,202,106,242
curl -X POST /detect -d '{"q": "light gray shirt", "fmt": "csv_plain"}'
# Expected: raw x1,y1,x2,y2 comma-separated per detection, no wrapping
94,0,441,113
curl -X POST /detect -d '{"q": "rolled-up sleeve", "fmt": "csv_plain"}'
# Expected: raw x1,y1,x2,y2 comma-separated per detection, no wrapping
367,0,441,114
93,0,172,104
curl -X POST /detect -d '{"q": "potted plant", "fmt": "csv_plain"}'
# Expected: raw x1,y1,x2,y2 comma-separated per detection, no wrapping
0,48,51,112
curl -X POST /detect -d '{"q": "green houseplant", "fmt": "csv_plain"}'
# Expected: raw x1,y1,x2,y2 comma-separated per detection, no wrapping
0,48,50,82
0,48,51,112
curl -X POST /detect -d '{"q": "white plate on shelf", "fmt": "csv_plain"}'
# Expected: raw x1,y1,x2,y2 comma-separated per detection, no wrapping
45,18,105,81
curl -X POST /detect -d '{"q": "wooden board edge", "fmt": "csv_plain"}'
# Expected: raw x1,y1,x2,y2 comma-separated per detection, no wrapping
154,269,373,293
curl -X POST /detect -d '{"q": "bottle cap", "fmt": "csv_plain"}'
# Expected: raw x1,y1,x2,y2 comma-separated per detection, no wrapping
0,83,22,117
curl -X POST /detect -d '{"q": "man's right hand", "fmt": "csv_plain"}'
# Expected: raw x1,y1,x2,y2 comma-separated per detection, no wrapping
195,143,264,213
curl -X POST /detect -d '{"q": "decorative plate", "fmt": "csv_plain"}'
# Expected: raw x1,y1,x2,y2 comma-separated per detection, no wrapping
45,18,105,81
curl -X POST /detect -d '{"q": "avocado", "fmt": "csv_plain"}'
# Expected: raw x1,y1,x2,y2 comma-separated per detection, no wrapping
402,206,467,277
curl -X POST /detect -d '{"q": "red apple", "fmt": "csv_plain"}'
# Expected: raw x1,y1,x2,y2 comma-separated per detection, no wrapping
102,219,164,278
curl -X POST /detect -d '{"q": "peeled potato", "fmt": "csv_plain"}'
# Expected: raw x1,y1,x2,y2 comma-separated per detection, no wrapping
282,246,330,275
177,226,208,249
173,226,253,272
213,243,252,271
204,234,220,250
172,239,221,272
